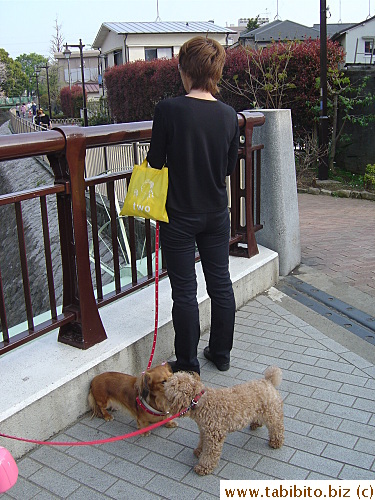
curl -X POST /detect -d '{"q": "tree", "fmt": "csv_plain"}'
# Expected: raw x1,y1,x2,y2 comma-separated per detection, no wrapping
0,48,28,97
16,53,48,97
246,16,260,31
51,17,65,55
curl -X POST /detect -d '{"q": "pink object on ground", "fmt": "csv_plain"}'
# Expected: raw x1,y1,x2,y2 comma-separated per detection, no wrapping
0,447,18,493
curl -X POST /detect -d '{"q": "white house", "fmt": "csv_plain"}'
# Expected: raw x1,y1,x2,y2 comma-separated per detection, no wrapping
91,21,235,68
331,15,375,64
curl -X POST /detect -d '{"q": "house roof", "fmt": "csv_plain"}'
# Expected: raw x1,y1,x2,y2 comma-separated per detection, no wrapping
331,15,375,40
313,23,355,37
92,21,235,48
239,19,320,42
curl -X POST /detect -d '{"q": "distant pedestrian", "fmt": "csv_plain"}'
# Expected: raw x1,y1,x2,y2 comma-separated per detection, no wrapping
31,101,37,117
35,109,51,129
21,103,26,118
15,103,20,117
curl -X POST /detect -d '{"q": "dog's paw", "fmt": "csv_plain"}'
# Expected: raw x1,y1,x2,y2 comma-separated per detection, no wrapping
194,464,212,476
104,414,114,422
165,421,178,428
193,447,202,458
269,435,284,448
250,421,262,430
141,431,151,437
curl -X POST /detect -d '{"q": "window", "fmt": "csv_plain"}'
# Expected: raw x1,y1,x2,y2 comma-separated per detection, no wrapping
145,47,173,61
364,40,374,55
114,50,123,66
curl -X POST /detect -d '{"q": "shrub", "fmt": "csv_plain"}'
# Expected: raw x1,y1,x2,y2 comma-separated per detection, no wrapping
60,85,87,118
104,57,184,123
364,164,375,190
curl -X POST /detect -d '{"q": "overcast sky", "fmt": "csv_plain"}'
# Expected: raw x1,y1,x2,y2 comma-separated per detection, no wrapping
0,0,373,59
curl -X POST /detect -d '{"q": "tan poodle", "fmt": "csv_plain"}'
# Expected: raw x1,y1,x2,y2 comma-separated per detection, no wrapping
161,366,284,475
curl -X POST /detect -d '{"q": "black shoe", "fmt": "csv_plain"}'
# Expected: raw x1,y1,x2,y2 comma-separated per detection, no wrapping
203,347,230,371
168,360,200,375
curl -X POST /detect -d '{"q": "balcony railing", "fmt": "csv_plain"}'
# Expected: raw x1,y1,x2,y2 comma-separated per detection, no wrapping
0,111,265,355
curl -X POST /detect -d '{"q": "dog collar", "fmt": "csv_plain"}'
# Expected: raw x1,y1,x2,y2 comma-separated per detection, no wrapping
136,395,169,417
180,389,206,416
191,390,205,408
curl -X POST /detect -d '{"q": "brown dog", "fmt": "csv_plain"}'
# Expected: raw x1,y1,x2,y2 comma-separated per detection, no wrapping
88,363,176,434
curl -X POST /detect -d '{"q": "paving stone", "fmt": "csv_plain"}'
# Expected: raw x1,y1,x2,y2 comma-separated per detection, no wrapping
255,456,309,480
17,457,43,478
339,465,375,480
283,393,329,413
140,451,192,481
28,446,78,472
66,461,118,492
5,476,42,499
300,374,342,391
102,456,155,485
322,444,374,469
289,450,343,477
219,462,271,480
105,479,161,499
307,425,358,449
27,468,80,498
295,408,343,430
145,474,201,499
325,403,373,424
311,388,356,406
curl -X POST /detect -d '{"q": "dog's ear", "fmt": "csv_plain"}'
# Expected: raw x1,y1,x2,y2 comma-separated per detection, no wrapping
192,372,200,381
135,372,150,399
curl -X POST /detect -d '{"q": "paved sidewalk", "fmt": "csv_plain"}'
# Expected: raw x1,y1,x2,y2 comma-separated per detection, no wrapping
2,194,375,499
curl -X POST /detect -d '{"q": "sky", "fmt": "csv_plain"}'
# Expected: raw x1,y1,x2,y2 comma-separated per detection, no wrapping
0,0,373,60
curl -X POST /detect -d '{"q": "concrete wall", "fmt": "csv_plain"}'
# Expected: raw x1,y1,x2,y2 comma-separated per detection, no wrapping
252,109,301,276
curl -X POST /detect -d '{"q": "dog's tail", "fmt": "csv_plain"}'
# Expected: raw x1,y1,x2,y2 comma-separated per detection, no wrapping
264,366,282,387
88,388,101,418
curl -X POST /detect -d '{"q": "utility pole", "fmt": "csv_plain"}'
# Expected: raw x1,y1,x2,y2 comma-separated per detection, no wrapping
318,0,329,180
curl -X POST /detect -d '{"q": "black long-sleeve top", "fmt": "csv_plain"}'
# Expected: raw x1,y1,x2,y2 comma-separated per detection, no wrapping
147,96,239,214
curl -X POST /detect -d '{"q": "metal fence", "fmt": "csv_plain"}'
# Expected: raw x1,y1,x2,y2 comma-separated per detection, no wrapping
0,112,265,355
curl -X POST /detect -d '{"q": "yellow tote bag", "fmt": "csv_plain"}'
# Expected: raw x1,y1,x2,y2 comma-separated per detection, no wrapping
120,159,169,223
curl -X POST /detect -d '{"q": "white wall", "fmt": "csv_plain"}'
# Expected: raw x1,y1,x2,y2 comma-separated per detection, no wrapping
343,19,375,64
102,32,229,64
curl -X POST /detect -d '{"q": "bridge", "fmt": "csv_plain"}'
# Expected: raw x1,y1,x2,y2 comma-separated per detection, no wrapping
0,96,30,109
0,108,300,458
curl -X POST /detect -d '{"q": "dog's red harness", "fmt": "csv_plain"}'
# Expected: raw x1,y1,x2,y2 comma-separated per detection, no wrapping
136,395,169,417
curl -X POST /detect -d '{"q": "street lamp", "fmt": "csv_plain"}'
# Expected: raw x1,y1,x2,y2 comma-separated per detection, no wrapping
34,67,41,110
63,39,88,127
318,0,329,180
36,64,52,119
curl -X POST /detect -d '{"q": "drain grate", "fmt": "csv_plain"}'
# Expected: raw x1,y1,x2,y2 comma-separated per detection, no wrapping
276,276,375,346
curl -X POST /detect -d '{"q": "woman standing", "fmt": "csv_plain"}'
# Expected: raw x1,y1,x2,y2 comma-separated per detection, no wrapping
147,36,239,374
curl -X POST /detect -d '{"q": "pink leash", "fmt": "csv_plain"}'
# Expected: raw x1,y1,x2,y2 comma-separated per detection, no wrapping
147,221,160,370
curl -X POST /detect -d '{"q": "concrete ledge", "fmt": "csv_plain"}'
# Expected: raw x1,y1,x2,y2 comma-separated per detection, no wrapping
0,245,278,458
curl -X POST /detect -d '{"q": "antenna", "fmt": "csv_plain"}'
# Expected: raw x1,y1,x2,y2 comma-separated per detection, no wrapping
274,0,281,20
366,0,371,19
155,0,162,21
338,0,342,23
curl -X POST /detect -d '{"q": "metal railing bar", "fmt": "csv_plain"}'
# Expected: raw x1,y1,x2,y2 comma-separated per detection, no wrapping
0,130,65,161
89,187,103,301
40,196,57,320
0,311,76,355
15,202,34,331
85,170,132,187
0,184,65,206
128,216,137,286
145,219,153,278
0,265,9,342
107,181,121,293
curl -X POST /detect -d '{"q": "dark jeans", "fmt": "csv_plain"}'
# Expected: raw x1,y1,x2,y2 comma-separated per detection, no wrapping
160,207,236,371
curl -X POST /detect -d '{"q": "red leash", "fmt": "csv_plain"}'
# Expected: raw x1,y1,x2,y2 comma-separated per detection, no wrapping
147,221,160,370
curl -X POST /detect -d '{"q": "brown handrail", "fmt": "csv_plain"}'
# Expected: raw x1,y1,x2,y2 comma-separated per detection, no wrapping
0,112,265,354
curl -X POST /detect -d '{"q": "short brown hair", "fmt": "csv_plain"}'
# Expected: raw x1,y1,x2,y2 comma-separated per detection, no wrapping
178,36,226,94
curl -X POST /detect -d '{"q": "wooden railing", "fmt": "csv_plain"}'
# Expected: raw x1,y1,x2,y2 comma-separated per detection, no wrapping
0,112,265,355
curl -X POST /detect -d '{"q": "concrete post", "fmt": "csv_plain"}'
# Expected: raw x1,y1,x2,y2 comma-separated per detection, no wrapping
252,109,301,276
